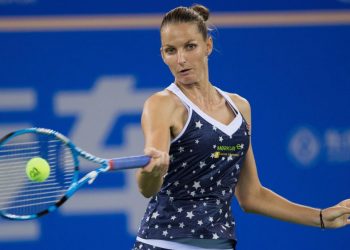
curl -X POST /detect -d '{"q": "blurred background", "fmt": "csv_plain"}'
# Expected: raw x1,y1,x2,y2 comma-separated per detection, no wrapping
0,0,349,249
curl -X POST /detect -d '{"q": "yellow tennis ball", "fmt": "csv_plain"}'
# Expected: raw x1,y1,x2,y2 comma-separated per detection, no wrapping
26,157,50,182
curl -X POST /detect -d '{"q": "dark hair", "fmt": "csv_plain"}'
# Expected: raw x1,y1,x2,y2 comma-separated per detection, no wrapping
160,4,210,40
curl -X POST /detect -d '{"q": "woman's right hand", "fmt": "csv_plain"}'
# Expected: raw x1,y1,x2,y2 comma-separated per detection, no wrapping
141,147,169,177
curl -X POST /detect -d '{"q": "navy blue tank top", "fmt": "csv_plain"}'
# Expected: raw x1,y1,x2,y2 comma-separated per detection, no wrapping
137,83,250,243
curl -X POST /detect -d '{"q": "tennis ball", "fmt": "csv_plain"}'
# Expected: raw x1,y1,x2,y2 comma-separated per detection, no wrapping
26,157,50,182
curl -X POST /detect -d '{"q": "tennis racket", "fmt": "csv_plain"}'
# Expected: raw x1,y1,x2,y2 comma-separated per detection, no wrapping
0,127,150,220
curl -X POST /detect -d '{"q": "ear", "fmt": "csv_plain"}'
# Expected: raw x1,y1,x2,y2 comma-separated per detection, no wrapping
206,36,213,56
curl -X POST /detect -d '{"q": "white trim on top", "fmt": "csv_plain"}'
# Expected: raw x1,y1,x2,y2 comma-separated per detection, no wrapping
136,237,234,250
167,83,242,137
167,85,193,144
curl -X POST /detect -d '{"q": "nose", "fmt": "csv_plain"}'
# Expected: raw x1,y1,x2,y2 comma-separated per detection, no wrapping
177,50,186,65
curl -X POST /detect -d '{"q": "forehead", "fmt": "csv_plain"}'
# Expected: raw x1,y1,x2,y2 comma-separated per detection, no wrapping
161,23,203,45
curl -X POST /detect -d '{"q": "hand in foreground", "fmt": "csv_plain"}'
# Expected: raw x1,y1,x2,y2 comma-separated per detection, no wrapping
141,147,169,177
322,199,350,228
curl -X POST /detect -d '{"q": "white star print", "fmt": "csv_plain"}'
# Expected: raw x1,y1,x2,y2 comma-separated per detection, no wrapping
152,211,159,219
210,164,216,169
178,207,183,213
178,146,184,153
166,190,171,195
199,161,206,168
186,211,194,219
210,153,215,158
190,191,196,197
155,224,159,229
193,181,201,190
195,120,203,129
182,162,187,168
213,144,217,149
179,222,185,228
213,233,219,239
198,220,203,226
219,136,223,142
200,189,205,194
174,181,179,186
209,217,213,222
195,139,200,144
163,230,168,236
227,155,233,161
212,125,217,131
217,180,222,186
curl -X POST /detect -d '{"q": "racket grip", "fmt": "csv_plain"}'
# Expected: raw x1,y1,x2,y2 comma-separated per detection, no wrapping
109,155,151,170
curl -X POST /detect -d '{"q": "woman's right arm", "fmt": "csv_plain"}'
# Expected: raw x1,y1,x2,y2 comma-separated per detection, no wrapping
136,91,175,198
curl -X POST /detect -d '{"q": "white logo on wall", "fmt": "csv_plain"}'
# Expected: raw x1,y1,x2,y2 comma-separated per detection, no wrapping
288,126,350,167
55,75,157,234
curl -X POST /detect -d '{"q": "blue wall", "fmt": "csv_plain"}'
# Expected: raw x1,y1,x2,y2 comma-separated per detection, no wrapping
0,1,350,249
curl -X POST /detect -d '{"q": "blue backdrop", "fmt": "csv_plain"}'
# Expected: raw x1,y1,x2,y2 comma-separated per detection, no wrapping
0,1,350,250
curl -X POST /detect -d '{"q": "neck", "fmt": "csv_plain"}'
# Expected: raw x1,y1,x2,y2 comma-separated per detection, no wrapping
175,81,221,107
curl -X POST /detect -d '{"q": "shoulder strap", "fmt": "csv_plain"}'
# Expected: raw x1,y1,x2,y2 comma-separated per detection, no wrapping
166,83,192,111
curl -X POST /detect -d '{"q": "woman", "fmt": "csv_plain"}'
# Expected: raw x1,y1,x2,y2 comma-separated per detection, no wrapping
133,5,350,250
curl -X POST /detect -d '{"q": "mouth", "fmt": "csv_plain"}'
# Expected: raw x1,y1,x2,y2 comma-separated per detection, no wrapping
178,68,192,74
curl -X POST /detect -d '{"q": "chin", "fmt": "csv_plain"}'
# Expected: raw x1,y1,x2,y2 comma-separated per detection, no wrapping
176,77,197,86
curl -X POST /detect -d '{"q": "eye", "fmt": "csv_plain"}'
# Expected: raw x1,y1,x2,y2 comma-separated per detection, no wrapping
185,43,197,50
164,47,176,55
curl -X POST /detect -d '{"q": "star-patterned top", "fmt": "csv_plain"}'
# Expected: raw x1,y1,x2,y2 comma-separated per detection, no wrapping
137,83,250,244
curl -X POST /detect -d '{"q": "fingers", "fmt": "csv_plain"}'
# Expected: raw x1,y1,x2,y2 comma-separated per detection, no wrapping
142,147,169,176
144,147,162,158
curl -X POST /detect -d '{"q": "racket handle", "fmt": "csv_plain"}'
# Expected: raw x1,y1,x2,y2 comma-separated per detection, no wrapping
109,155,151,170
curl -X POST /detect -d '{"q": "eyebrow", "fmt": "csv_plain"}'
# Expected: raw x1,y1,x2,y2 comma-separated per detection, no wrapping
163,39,197,47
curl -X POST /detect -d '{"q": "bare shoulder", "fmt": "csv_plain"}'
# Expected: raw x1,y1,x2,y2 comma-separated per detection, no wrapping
227,93,251,123
143,89,183,117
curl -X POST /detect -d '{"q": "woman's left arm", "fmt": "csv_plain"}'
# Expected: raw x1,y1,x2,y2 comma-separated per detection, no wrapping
232,94,350,229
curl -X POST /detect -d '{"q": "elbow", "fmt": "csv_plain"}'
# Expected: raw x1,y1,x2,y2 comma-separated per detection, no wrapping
236,187,263,213
138,184,161,198
140,189,156,199
237,197,255,213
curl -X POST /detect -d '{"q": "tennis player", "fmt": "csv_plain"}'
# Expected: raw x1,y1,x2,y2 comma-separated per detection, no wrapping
133,5,350,250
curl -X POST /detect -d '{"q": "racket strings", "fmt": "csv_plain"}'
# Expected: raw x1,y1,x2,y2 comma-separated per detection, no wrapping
0,134,77,216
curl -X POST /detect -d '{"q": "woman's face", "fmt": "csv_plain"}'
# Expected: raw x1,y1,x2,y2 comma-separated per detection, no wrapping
160,23,212,86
